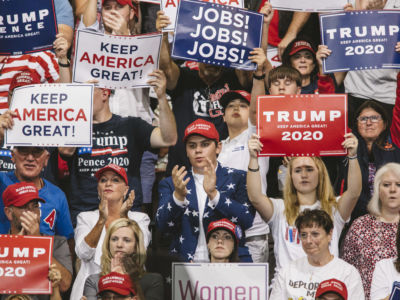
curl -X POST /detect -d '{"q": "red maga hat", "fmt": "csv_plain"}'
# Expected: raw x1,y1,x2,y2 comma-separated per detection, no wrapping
102,0,134,8
9,69,41,92
95,164,128,185
315,279,348,300
2,182,45,207
206,218,242,244
183,119,219,143
219,90,251,109
289,40,315,56
98,272,136,296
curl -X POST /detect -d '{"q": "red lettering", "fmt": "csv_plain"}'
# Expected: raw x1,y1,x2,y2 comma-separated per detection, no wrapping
106,56,116,68
13,109,21,121
36,108,46,121
76,109,87,121
117,58,127,68
48,108,57,121
64,108,74,121
165,0,177,7
79,52,90,63
44,209,56,230
133,57,143,67
93,54,105,65
144,55,154,65
23,108,35,121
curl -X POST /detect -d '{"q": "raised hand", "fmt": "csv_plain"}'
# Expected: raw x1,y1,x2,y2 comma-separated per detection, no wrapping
120,190,135,218
19,210,40,236
342,133,359,157
156,10,171,31
259,2,274,25
248,133,263,159
103,10,130,35
249,48,267,73
316,45,332,74
53,33,69,61
203,158,217,199
172,165,190,201
147,69,167,100
98,192,109,223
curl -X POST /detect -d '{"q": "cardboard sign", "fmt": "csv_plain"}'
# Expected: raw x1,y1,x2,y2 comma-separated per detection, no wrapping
0,235,54,294
257,94,348,156
171,0,262,71
320,10,400,73
267,47,282,68
270,0,347,12
5,84,94,147
161,0,244,32
173,263,268,300
73,30,162,89
0,0,58,55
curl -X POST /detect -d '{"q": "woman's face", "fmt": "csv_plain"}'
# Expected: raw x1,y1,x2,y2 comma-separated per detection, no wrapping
357,108,385,143
97,170,129,202
110,226,136,257
208,229,235,262
379,171,400,211
290,50,315,77
299,225,332,258
291,157,319,195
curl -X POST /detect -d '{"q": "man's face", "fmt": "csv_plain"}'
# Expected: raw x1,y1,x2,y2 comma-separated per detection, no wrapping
316,292,344,300
12,147,49,181
269,77,301,95
223,99,249,130
198,63,224,80
99,291,137,300
185,135,221,173
5,200,40,232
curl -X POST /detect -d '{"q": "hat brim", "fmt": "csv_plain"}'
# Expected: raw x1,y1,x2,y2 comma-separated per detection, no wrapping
219,92,250,109
95,166,128,185
289,46,315,56
206,227,238,244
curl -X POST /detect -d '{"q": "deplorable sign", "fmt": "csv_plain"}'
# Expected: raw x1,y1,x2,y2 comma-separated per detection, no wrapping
161,0,244,32
173,263,268,300
5,84,93,147
270,0,347,12
171,0,263,70
0,0,58,55
320,10,400,73
257,94,348,156
73,30,162,89
0,235,54,294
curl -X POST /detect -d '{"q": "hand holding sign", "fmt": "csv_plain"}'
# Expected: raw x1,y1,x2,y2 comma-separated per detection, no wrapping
53,33,70,61
147,70,167,100
316,45,332,75
259,1,274,25
249,48,267,73
248,133,263,159
156,10,171,31
0,110,16,143
48,264,62,288
342,133,358,157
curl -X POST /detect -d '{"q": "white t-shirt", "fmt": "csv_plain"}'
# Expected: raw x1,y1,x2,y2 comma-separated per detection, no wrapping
268,198,347,270
270,256,365,300
371,258,400,300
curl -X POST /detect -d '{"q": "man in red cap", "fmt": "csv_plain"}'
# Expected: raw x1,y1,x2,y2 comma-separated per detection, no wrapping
2,182,73,296
96,272,137,300
157,119,255,263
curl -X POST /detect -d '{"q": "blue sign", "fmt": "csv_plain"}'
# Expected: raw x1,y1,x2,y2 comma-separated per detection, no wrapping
171,0,263,71
320,10,400,73
0,0,58,55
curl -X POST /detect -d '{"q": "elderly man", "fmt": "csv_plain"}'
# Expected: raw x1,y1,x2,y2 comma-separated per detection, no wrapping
2,182,73,298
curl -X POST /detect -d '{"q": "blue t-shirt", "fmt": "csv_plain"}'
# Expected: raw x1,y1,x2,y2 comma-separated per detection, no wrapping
54,0,74,28
0,172,74,239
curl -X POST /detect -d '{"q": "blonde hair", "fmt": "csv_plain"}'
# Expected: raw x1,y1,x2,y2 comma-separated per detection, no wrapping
283,157,337,225
101,218,146,276
368,162,400,217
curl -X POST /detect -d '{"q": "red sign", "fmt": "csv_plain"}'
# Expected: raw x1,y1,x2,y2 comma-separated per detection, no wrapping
0,235,54,294
257,94,348,156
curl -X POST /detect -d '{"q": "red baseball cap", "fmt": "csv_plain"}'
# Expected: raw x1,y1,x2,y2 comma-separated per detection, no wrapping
9,69,41,92
95,164,128,185
219,90,251,109
98,272,136,296
183,119,219,143
102,0,133,8
289,40,315,56
2,182,45,208
206,218,242,244
315,279,348,300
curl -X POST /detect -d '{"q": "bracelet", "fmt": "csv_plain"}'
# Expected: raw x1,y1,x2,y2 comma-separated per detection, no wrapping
253,72,266,80
58,59,70,67
347,155,358,160
248,166,260,172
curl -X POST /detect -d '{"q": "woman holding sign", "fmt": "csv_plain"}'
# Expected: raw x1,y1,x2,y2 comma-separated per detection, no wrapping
246,133,361,273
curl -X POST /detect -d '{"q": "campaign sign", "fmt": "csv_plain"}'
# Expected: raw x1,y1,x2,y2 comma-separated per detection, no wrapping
257,94,348,156
171,0,262,70
73,30,162,89
267,47,281,68
270,0,347,12
161,0,244,32
173,263,268,300
320,10,400,73
0,0,58,55
5,84,94,147
0,235,54,294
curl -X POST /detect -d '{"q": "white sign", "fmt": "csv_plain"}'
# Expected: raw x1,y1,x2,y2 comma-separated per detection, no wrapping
173,263,268,300
267,46,281,68
5,84,93,147
270,0,347,12
140,0,160,3
161,0,244,32
72,30,162,89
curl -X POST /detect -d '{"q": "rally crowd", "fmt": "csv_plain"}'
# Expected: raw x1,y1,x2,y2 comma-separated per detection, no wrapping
1,0,400,299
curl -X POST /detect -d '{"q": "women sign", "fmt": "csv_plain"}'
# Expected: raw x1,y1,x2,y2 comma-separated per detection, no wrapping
257,94,348,156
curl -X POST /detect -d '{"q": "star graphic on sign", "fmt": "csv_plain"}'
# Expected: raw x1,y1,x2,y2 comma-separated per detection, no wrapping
184,208,191,216
230,216,238,223
226,183,235,190
194,226,199,232
166,276,172,284
204,212,209,218
192,210,199,217
225,198,232,207
168,221,174,227
179,235,185,243
187,253,194,260
167,203,172,211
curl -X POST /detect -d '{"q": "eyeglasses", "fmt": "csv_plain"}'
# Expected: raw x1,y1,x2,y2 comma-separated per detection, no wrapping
16,147,45,158
299,231,322,241
357,115,382,123
210,233,233,241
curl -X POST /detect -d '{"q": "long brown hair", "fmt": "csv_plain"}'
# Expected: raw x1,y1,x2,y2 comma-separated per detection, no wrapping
283,157,337,225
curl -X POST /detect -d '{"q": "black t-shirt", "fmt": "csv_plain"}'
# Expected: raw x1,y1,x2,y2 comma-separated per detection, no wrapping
67,114,154,225
166,66,244,175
